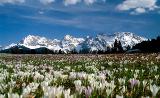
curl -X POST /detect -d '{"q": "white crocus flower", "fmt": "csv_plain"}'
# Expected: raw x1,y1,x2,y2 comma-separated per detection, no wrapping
106,81,115,97
46,86,64,98
74,80,84,94
122,86,126,93
63,89,70,98
141,69,145,73
97,73,106,81
74,80,82,87
8,93,21,98
108,61,113,66
106,88,113,97
69,72,77,79
118,78,125,85
61,75,68,79
77,72,87,79
116,95,123,98
134,73,138,79
149,79,153,84
155,75,159,80
142,80,147,88
0,94,5,98
22,87,31,97
150,84,160,97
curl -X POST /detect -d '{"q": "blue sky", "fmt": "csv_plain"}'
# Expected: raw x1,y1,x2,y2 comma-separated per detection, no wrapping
0,0,160,46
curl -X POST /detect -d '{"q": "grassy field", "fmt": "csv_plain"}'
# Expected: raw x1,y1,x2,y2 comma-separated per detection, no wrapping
0,53,160,98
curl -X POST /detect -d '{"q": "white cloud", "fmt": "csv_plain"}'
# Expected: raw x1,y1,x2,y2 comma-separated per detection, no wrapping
63,0,106,6
0,0,106,6
39,0,55,5
64,0,81,6
38,10,45,14
117,0,158,14
0,0,25,5
135,8,146,13
131,8,146,15
84,0,96,5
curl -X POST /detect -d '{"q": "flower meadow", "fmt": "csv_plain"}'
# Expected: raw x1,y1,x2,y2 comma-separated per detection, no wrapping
0,54,160,98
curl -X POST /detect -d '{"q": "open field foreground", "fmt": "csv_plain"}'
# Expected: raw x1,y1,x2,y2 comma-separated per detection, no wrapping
0,54,160,98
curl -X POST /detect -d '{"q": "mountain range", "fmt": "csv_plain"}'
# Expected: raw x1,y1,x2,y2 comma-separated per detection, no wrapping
0,32,147,53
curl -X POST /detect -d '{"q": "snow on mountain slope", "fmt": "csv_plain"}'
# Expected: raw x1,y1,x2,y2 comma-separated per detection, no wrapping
21,35,61,50
2,32,147,52
82,36,105,51
4,43,17,50
96,32,147,48
61,35,85,51
19,34,85,52
77,32,147,52
114,32,147,48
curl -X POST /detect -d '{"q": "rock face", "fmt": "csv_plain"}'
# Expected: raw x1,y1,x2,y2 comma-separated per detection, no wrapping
1,32,147,53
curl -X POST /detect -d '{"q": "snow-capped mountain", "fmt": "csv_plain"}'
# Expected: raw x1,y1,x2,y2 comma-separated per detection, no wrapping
1,32,147,53
3,43,17,50
20,35,61,50
20,35,85,52
76,32,147,52
62,35,85,51
97,32,146,48
114,32,146,47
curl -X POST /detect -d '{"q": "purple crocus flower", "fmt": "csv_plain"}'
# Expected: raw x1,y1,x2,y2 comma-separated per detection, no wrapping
84,86,92,98
129,79,139,89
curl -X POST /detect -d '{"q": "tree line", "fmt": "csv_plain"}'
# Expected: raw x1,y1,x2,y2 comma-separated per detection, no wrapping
132,36,160,53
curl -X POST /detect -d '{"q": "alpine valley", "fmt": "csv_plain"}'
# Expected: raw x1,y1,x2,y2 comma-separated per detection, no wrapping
0,32,147,53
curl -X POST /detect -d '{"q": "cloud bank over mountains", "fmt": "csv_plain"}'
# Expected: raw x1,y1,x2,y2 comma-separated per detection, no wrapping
63,0,106,6
0,0,25,5
39,0,55,5
0,0,159,14
0,0,106,6
117,0,158,14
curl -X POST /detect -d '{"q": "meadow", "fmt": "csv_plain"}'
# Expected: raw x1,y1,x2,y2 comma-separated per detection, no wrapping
0,53,160,98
